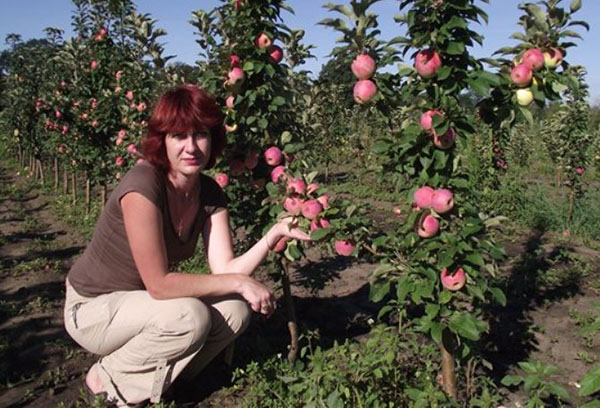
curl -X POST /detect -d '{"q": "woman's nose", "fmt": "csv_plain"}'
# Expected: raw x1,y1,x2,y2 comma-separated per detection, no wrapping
184,135,198,151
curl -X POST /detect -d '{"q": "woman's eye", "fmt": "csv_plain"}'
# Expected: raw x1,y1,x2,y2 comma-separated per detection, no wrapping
194,132,210,139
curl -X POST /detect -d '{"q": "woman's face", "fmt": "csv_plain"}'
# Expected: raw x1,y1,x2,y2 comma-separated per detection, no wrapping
165,129,211,177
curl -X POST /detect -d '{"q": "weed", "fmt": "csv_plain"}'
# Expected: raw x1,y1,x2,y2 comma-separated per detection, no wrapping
21,214,44,232
24,296,51,314
41,366,67,389
12,257,60,275
575,351,596,365
572,302,600,349
502,360,570,407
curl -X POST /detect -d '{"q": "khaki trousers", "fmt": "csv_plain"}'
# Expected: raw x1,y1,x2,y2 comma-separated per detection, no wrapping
64,280,251,406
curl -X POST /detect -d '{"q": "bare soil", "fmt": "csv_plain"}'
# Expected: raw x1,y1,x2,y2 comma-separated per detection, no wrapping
0,163,598,407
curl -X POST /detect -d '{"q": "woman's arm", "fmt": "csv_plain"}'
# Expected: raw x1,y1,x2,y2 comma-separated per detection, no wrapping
121,192,275,313
203,209,310,276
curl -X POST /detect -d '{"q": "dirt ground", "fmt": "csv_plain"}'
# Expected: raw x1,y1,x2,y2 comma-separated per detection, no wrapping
0,163,599,407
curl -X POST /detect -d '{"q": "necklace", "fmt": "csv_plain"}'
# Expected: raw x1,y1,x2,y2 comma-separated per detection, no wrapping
168,188,198,239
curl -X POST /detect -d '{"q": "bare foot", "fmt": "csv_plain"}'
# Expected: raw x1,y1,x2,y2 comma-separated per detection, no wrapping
85,363,105,394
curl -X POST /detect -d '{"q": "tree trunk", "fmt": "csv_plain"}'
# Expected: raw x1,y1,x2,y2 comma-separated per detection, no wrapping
567,189,575,228
440,341,457,399
281,261,299,363
100,185,107,212
17,145,23,167
71,171,77,206
63,166,68,195
85,177,91,215
37,159,45,185
54,157,59,191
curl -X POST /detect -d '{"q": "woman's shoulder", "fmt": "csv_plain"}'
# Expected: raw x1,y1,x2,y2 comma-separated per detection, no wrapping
121,161,162,185
113,161,165,204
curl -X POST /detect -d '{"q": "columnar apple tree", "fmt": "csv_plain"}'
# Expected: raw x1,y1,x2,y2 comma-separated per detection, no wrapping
478,0,589,230
322,0,507,401
192,0,371,361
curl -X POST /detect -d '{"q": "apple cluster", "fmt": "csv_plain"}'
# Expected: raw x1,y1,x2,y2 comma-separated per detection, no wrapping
510,47,564,106
412,186,465,291
350,54,377,104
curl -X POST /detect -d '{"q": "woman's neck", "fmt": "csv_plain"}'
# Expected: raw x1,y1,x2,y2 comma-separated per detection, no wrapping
167,171,199,197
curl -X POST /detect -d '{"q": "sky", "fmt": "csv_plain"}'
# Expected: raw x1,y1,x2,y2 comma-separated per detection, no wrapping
1,0,599,103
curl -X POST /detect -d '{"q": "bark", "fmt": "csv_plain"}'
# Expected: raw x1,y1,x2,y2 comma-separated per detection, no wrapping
85,173,90,215
37,159,44,185
54,157,59,191
281,261,298,363
440,341,457,399
100,185,107,212
567,189,575,227
17,145,23,167
71,171,77,206
63,166,68,195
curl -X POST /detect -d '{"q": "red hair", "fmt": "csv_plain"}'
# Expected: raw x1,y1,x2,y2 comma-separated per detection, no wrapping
141,84,225,172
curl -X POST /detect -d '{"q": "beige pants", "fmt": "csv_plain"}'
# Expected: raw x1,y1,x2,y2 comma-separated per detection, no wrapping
64,280,251,406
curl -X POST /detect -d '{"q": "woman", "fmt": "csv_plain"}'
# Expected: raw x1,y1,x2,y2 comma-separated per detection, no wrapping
64,84,309,406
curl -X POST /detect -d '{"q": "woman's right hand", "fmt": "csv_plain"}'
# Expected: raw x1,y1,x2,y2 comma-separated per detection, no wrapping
238,276,276,317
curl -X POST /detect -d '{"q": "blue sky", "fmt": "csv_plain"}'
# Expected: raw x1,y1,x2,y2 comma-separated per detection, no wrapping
1,0,599,103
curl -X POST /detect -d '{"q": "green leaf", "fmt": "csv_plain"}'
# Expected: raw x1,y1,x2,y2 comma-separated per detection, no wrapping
501,374,523,386
518,361,537,373
468,77,490,96
272,96,285,106
489,287,507,307
396,276,411,302
281,131,292,144
284,242,302,262
449,312,486,341
436,66,452,81
326,389,343,408
548,383,570,400
430,322,443,344
552,81,568,93
580,365,600,397
560,30,583,39
439,290,452,304
570,0,582,13
466,252,485,266
369,280,390,303
446,42,465,55
372,139,391,154
519,105,534,125
310,227,330,241
445,16,467,30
